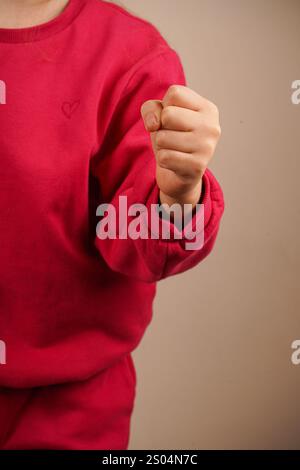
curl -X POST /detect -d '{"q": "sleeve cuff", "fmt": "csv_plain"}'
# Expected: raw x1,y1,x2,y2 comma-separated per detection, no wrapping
144,171,213,245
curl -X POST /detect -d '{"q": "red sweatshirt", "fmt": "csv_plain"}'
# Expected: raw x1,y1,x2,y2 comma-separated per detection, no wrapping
0,0,224,389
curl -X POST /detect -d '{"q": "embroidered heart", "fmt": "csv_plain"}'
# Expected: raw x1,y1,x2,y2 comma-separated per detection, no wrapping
62,100,80,119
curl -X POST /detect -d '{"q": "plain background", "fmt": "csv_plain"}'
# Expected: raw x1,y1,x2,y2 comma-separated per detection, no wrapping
115,0,300,450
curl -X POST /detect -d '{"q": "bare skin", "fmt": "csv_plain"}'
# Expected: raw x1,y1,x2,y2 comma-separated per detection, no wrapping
0,0,69,29
141,86,221,209
0,0,222,210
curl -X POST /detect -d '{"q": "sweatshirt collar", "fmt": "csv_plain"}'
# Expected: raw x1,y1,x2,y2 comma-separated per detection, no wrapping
0,0,87,44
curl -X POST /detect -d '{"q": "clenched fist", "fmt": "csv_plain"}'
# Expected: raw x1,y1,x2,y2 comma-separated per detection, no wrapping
141,85,221,208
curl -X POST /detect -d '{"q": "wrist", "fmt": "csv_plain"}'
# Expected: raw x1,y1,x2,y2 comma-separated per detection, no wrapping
159,180,203,209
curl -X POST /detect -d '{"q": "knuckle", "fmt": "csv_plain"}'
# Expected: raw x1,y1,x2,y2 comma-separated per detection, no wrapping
212,124,222,139
168,84,182,99
198,122,221,141
202,140,215,156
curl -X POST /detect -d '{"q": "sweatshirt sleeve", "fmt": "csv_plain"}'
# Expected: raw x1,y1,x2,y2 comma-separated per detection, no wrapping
91,47,224,283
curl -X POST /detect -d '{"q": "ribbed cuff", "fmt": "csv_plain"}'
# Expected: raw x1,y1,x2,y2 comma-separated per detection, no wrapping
143,171,212,245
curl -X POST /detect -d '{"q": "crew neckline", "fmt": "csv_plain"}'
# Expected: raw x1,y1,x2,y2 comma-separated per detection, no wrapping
0,0,87,43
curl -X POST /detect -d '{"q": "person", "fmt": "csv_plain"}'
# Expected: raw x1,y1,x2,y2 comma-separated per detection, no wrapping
0,0,224,449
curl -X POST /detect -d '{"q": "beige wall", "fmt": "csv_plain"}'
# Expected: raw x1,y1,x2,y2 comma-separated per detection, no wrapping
122,0,300,450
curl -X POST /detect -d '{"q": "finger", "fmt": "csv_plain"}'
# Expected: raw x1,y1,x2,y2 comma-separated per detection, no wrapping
157,148,202,179
163,85,213,112
161,106,202,132
156,130,196,154
141,100,163,132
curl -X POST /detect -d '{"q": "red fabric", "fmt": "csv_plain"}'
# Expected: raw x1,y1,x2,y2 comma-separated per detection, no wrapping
0,354,136,449
0,0,224,448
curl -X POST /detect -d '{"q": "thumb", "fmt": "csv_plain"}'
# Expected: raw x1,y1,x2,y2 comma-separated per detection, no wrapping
141,100,163,133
